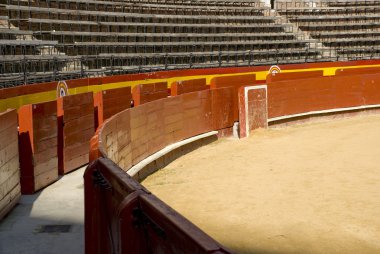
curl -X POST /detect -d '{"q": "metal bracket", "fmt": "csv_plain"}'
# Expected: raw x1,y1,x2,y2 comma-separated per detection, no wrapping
92,170,112,190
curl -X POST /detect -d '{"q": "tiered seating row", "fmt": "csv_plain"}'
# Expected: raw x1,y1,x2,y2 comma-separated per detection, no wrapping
37,31,297,43
276,0,380,9
17,19,287,34
1,4,276,24
276,0,380,60
7,0,269,15
0,0,328,86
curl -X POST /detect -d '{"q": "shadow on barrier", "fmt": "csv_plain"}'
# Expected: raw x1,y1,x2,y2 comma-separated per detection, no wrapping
84,158,233,254
85,88,236,253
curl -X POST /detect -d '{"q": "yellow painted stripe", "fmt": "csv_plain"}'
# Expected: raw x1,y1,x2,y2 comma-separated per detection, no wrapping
2,64,380,112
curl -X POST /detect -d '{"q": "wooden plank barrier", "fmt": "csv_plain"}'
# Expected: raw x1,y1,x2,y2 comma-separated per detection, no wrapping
132,82,168,106
97,88,234,173
335,67,380,76
94,87,132,128
210,74,257,121
57,92,94,175
267,73,380,121
87,88,236,253
170,78,208,96
210,87,235,137
240,71,380,137
18,101,58,194
266,70,324,83
0,109,20,220
84,158,233,254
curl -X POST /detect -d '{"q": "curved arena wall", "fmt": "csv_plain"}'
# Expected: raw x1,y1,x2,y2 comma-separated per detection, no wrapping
267,72,380,122
86,87,234,254
89,64,380,253
1,60,380,252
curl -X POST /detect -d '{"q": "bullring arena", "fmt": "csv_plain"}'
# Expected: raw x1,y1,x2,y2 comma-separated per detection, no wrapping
143,115,380,254
1,0,380,253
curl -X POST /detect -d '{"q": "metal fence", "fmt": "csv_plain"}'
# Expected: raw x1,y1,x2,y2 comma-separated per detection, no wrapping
1,48,379,88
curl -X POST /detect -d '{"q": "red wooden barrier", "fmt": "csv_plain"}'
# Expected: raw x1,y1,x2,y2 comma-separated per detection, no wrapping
335,67,380,76
94,88,234,171
57,92,94,175
266,70,324,83
267,73,380,120
18,101,58,193
210,74,257,121
84,158,233,254
171,78,208,96
2,60,380,102
0,109,20,220
86,70,380,253
132,82,168,106
94,87,132,128
87,88,236,253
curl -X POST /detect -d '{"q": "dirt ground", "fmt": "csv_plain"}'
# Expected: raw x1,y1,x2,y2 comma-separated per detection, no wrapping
142,114,380,254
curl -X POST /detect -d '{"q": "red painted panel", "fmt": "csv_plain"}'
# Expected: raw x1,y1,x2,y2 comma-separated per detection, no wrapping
163,96,184,145
181,90,213,137
267,73,380,120
210,74,258,121
103,92,131,117
266,70,324,83
0,81,57,100
18,101,58,194
132,82,168,106
171,78,208,96
211,87,234,130
130,99,166,165
94,87,132,129
335,67,380,76
247,89,267,131
57,92,94,175
238,86,268,138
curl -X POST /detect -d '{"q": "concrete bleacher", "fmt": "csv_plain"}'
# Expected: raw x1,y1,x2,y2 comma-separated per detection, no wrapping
0,0,324,87
276,0,380,60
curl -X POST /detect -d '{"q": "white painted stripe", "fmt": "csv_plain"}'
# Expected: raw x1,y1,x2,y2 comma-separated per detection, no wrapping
268,104,380,122
127,131,218,177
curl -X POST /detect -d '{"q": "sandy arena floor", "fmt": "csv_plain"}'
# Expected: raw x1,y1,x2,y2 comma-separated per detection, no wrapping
142,114,380,254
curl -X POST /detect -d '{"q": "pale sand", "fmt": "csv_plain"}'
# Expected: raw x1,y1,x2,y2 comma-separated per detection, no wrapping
142,114,380,254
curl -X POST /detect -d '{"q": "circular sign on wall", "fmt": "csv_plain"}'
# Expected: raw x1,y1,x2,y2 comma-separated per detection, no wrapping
57,81,69,98
269,65,281,74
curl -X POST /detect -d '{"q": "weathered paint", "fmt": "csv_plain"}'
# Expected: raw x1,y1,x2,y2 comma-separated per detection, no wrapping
238,85,268,138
